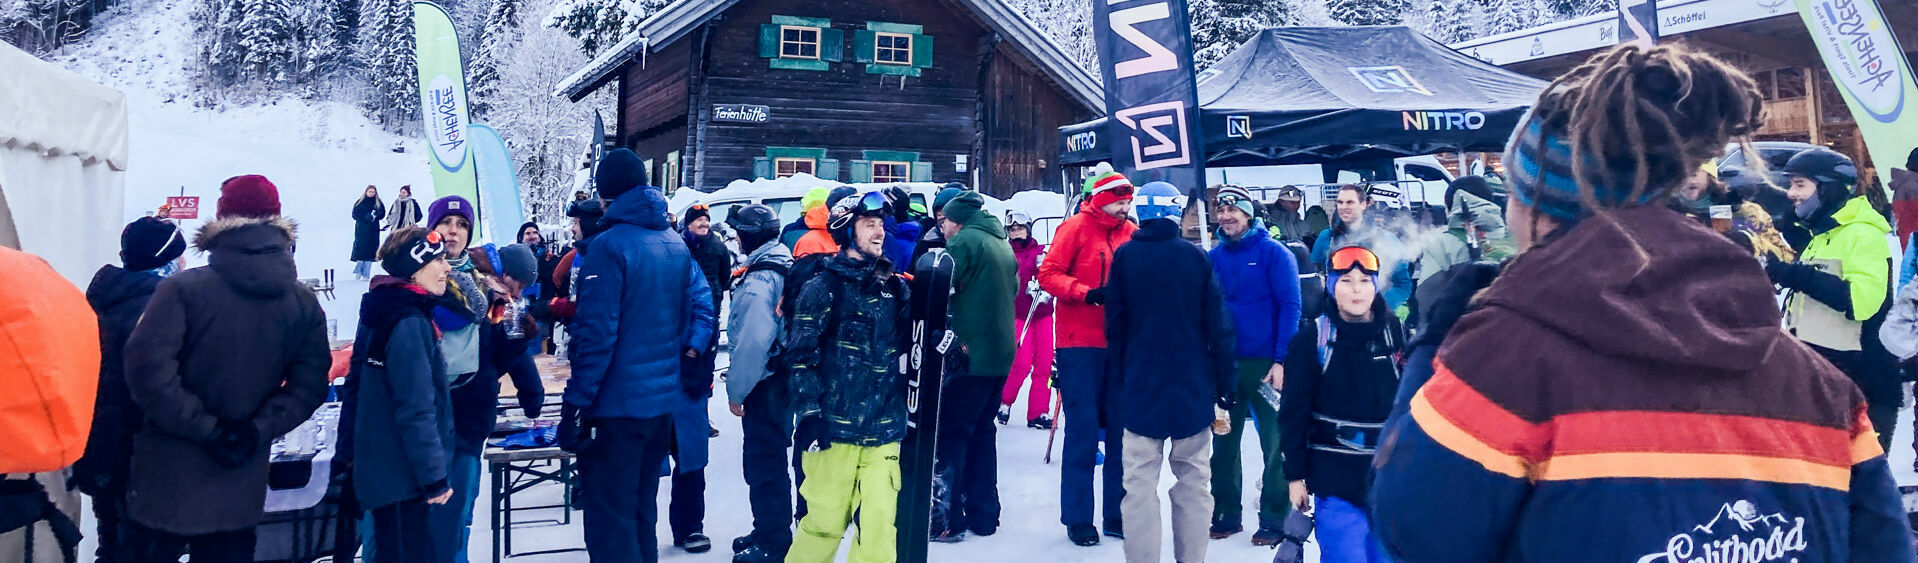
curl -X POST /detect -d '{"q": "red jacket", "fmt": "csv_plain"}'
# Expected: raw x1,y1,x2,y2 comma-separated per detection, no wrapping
1038,203,1136,348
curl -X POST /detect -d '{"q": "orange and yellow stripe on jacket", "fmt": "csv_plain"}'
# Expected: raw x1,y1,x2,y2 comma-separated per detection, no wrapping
1407,362,1884,491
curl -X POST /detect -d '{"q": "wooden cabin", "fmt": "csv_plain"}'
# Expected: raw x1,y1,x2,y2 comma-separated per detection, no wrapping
555,0,1105,199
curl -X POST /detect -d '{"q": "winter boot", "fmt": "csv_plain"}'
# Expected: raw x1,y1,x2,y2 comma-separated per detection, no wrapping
1027,416,1053,430
679,533,713,553
733,544,785,563
1251,527,1283,546
732,535,754,553
1209,521,1242,540
930,529,967,543
1104,520,1125,540
996,405,1011,425
1067,524,1101,547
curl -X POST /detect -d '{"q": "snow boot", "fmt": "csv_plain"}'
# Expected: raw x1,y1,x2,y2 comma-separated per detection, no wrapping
1104,520,1125,540
709,424,720,438
732,535,754,553
930,529,967,543
996,405,1010,425
1067,524,1101,546
1209,521,1242,540
1251,527,1283,546
1027,416,1053,430
679,533,713,553
733,544,785,563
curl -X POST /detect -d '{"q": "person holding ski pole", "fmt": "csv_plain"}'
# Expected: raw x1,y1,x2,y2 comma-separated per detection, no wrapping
1277,245,1404,563
1038,162,1138,547
1204,185,1300,545
999,210,1056,430
928,191,1018,542
784,190,913,563
1371,43,1912,563
1105,181,1237,563
722,204,796,563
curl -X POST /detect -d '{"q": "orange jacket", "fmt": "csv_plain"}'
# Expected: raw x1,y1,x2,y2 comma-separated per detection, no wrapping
0,246,100,473
1038,203,1137,349
794,205,840,258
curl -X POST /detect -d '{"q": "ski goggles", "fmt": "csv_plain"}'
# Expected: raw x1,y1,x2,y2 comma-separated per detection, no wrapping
830,190,891,230
408,231,448,264
1326,246,1380,275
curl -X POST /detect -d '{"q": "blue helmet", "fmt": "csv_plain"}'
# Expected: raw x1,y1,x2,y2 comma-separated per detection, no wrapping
1134,181,1187,223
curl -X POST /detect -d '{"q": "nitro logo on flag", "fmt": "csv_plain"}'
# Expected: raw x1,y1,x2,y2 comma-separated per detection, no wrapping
1349,66,1434,96
1093,0,1206,184
1805,0,1906,122
425,75,470,172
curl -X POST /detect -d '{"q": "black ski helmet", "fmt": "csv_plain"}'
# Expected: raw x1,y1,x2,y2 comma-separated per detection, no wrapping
1782,147,1858,189
567,198,607,238
829,189,892,248
726,203,780,236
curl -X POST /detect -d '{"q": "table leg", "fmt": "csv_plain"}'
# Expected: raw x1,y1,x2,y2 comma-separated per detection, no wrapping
492,461,505,563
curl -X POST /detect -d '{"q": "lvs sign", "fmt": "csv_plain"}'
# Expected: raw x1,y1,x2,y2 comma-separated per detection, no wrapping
1093,0,1206,183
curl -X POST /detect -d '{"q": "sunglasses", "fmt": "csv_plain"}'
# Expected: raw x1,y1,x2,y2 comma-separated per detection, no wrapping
1327,246,1380,275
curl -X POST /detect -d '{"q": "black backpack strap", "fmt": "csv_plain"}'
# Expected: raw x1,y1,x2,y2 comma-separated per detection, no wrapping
0,478,80,563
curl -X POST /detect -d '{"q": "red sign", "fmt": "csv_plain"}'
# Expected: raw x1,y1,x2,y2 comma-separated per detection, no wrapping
166,196,200,219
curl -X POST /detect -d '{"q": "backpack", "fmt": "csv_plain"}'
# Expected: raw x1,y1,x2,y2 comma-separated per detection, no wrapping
0,247,98,474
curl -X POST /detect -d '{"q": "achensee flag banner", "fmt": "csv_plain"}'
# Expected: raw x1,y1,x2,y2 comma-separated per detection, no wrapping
414,1,481,232
1091,0,1207,196
1795,0,1918,168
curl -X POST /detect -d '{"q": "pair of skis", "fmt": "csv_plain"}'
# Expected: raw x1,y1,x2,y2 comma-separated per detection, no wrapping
898,250,954,563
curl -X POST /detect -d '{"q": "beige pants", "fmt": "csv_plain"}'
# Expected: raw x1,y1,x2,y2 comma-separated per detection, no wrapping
1122,430,1214,563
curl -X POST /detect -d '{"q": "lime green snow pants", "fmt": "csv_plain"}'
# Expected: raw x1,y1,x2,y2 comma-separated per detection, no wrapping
785,442,901,563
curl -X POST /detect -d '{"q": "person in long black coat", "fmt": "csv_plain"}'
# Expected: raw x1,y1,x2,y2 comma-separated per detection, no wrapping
352,186,387,280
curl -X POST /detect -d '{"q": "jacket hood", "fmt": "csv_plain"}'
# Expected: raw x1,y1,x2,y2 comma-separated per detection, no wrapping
603,187,671,230
1891,167,1918,188
1830,197,1891,235
960,211,1007,241
86,264,161,313
747,238,794,268
193,215,301,299
1476,205,1783,372
804,205,829,231
359,277,437,331
1449,190,1506,233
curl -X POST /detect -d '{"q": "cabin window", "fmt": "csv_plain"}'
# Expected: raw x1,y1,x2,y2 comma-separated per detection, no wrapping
780,26,820,59
871,161,910,184
775,158,816,178
875,33,912,65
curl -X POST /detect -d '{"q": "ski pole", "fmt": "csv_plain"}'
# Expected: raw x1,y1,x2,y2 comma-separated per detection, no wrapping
1043,393,1062,464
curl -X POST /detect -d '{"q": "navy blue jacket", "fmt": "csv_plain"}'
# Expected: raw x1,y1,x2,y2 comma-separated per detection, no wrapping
564,187,717,420
1210,223,1302,362
1106,218,1237,440
348,280,453,510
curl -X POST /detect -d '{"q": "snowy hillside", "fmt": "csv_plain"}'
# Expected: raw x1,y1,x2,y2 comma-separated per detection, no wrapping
45,0,438,336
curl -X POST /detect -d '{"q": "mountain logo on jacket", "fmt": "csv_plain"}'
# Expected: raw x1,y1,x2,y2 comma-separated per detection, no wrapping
1635,500,1807,563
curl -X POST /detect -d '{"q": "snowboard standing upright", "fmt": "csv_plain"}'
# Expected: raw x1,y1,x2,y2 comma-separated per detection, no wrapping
897,249,954,563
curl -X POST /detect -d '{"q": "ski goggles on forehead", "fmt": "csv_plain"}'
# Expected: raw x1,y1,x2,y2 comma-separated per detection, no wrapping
409,231,448,263
1327,246,1380,275
1215,193,1252,207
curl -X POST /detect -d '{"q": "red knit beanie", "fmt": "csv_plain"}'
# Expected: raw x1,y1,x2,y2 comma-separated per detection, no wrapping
218,175,282,219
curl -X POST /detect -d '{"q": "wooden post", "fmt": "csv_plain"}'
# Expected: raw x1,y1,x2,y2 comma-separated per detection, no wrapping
1806,66,1822,145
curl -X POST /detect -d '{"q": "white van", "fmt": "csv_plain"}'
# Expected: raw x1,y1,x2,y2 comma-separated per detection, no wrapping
1203,155,1459,210
668,174,1071,244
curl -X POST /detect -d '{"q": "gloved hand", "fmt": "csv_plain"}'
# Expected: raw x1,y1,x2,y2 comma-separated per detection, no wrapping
557,403,590,454
794,417,829,453
1084,287,1107,306
1764,257,1792,285
1215,395,1235,413
204,418,260,469
887,186,914,223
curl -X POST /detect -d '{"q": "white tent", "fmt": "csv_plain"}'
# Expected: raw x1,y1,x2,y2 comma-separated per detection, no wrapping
0,41,127,288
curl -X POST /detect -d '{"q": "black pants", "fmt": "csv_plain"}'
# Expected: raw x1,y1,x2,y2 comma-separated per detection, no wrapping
930,375,1005,535
740,372,795,552
668,468,706,543
86,487,124,563
579,415,674,562
118,520,254,563
1811,343,1900,450
366,498,437,562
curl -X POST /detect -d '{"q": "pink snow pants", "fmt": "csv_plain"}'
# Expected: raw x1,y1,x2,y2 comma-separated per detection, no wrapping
1000,316,1056,421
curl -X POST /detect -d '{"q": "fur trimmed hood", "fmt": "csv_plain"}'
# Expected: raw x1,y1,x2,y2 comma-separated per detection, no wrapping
194,215,298,252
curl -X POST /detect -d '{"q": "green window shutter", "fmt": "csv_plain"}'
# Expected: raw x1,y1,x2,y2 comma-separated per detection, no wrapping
753,157,773,179
910,161,933,182
911,34,933,69
819,159,841,182
759,24,780,58
850,160,872,183
853,30,875,64
821,28,845,63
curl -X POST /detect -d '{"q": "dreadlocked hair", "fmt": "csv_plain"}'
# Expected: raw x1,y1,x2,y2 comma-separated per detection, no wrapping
1536,43,1766,212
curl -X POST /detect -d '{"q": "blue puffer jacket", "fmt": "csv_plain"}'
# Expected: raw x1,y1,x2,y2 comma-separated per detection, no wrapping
1210,223,1302,362
564,187,718,420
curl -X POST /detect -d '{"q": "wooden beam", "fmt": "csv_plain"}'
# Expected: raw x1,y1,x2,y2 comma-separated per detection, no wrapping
1806,66,1821,145
1691,27,1820,68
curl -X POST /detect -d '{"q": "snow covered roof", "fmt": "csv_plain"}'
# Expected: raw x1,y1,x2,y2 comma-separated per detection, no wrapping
0,41,128,170
552,0,1105,114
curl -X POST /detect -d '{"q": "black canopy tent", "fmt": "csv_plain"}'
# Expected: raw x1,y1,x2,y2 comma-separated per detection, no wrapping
1059,26,1549,168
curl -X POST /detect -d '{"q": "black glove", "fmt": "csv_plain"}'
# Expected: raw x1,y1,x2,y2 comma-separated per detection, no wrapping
887,186,913,223
1215,395,1235,413
557,403,590,454
680,347,715,400
794,417,829,453
1764,257,1790,284
1084,287,1107,306
204,418,260,469
1411,261,1502,349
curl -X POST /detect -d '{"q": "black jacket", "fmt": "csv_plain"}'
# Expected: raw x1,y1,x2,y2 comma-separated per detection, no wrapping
122,215,331,534
687,231,733,319
351,197,385,262
1280,301,1404,506
73,265,163,495
346,279,453,510
786,253,912,446
1105,218,1237,440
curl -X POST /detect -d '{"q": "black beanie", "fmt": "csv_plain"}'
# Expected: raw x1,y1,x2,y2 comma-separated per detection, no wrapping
121,217,185,272
682,205,711,228
596,148,649,200
381,230,446,281
518,221,542,244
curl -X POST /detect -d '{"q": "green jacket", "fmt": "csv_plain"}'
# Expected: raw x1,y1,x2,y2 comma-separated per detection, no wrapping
943,195,1018,379
1787,197,1892,351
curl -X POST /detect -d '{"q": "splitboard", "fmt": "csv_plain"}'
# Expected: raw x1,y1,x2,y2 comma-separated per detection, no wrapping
897,249,955,563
